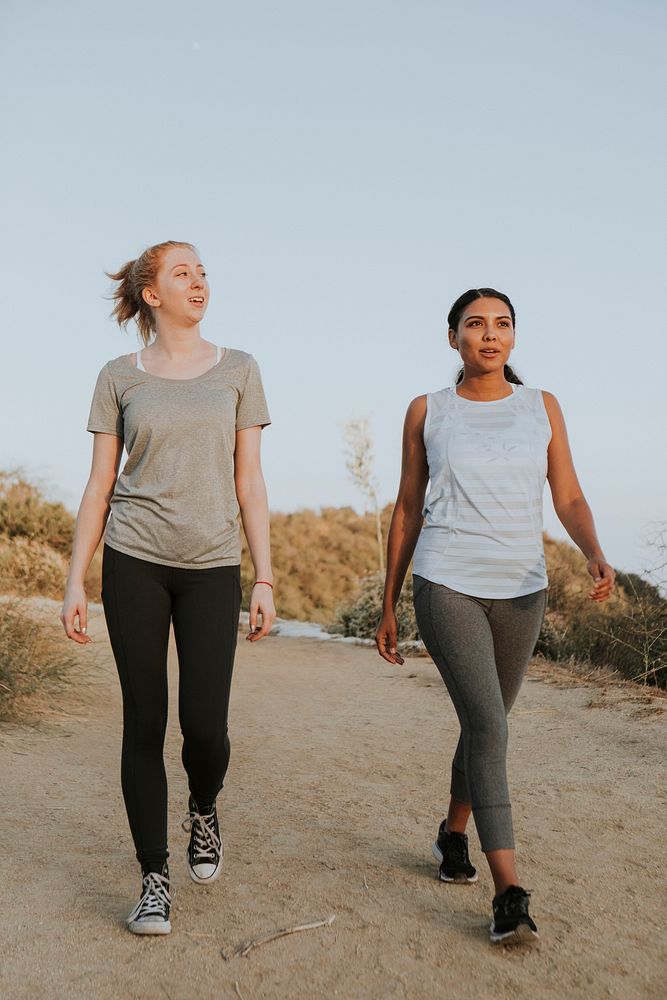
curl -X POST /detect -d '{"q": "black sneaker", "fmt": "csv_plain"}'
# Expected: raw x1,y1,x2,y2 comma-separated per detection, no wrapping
182,795,223,884
126,865,172,935
490,884,539,945
432,819,478,883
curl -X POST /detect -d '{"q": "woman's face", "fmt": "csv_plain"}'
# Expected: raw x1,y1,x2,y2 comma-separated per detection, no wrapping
448,297,515,373
143,245,210,325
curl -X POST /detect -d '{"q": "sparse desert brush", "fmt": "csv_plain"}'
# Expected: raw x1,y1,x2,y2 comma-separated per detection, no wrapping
538,535,666,688
241,504,395,620
331,530,666,690
2,466,663,690
0,469,74,554
0,536,69,597
329,571,421,652
0,468,102,599
542,535,603,610
0,595,80,720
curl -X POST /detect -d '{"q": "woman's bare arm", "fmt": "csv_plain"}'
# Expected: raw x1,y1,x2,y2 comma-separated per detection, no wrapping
376,396,430,663
234,425,276,641
542,391,615,602
60,432,123,643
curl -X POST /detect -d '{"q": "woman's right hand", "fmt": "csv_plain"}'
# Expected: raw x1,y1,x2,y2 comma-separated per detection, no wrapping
60,584,93,645
375,611,405,665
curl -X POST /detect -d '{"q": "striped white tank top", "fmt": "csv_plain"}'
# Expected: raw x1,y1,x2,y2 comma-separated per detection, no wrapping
412,383,552,599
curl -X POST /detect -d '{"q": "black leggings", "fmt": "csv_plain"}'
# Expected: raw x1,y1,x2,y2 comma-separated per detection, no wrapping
101,543,241,873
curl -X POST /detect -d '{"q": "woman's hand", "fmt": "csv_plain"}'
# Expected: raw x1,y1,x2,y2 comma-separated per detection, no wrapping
586,557,615,602
59,583,93,645
375,611,405,665
246,582,276,641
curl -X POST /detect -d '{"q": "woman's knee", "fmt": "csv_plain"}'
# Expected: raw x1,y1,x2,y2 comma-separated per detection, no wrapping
467,711,508,756
127,707,168,750
181,719,227,754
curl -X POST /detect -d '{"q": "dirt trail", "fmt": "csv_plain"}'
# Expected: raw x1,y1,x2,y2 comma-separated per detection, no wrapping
0,599,665,1000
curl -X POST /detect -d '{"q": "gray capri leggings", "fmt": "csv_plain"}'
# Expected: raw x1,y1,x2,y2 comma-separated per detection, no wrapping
412,575,547,853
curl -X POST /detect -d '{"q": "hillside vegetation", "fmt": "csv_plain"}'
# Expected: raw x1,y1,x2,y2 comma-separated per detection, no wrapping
0,470,664,715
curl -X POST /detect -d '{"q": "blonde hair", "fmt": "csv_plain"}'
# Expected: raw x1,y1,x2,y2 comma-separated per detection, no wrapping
106,240,197,346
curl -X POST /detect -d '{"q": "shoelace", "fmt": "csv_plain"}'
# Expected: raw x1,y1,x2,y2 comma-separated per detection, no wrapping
495,885,531,917
182,807,221,863
443,831,469,866
127,871,172,923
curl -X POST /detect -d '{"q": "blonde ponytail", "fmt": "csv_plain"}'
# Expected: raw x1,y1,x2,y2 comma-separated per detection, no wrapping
106,240,196,345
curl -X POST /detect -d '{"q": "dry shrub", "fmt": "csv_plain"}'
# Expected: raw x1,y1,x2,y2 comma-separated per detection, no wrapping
1,463,662,689
538,536,666,688
241,504,395,621
331,532,666,690
0,536,69,596
0,469,74,554
329,571,420,653
83,547,104,602
0,596,79,721
0,467,102,600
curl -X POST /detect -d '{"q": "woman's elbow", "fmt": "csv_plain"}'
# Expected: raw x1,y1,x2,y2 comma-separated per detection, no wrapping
235,476,267,505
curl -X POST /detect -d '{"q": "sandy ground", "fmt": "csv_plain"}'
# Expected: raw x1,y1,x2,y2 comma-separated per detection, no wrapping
0,599,665,1000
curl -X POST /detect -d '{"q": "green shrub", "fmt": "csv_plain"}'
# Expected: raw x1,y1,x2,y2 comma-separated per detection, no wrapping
330,571,420,649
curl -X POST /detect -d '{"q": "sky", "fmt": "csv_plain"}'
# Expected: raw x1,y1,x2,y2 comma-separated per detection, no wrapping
1,0,665,579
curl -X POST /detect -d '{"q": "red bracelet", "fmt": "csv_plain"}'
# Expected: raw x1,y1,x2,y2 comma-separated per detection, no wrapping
254,580,274,589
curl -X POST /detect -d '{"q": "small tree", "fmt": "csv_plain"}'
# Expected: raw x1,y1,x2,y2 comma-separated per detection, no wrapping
341,417,385,573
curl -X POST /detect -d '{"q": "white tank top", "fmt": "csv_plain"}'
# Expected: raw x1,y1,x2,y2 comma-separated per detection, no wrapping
135,345,222,372
412,383,552,599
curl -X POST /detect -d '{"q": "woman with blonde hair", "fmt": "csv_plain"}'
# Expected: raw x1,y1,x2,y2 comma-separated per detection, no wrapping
60,240,274,935
376,287,614,945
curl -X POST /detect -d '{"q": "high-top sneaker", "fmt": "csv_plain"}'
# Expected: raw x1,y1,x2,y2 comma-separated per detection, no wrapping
182,795,223,884
490,884,539,944
432,819,478,883
126,864,172,935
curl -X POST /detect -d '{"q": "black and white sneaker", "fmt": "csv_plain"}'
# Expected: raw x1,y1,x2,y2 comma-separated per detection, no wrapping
126,866,172,935
182,795,223,884
490,884,539,945
432,819,478,883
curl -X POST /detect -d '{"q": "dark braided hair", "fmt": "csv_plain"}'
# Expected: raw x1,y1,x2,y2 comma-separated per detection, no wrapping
448,287,522,385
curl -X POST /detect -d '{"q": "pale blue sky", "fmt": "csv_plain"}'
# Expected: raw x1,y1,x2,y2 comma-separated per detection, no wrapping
1,0,665,577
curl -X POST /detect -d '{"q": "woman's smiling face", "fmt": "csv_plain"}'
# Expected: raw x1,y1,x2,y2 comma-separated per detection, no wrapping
142,245,210,325
448,296,515,373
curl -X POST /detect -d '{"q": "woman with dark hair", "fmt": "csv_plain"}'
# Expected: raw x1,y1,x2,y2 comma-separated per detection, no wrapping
60,240,274,935
376,288,614,945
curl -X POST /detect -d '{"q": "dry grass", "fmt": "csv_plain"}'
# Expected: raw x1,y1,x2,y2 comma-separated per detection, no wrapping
330,534,666,690
0,468,74,555
0,470,102,599
241,505,395,621
0,595,80,722
1,465,664,720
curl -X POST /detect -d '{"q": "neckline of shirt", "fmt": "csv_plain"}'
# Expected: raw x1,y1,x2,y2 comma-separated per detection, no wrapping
450,383,518,405
125,346,231,384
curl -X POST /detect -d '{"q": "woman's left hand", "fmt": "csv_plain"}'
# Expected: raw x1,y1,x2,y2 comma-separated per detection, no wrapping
247,583,276,641
586,557,615,602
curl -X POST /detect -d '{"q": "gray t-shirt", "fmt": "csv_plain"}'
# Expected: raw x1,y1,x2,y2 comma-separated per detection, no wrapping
87,348,271,569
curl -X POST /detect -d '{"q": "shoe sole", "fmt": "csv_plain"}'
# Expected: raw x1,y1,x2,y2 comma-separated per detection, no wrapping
489,922,539,945
432,842,478,883
186,851,224,885
128,920,171,935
